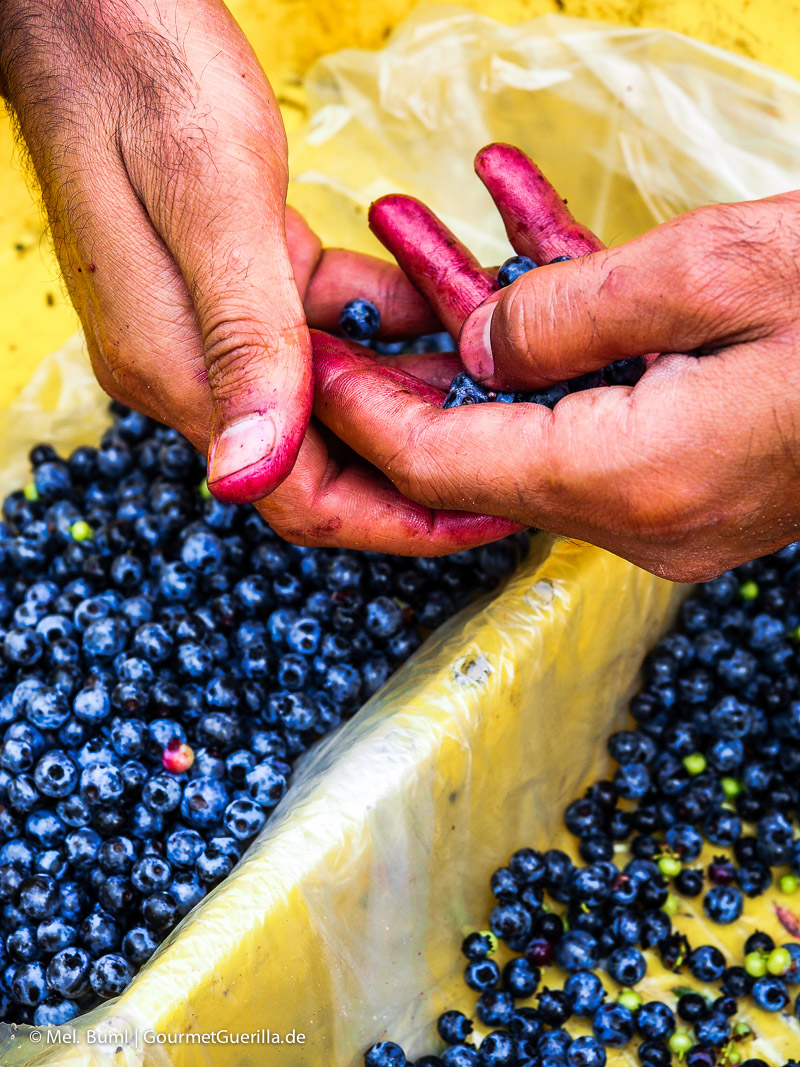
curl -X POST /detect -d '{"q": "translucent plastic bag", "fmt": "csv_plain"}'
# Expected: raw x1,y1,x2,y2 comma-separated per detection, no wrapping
288,4,800,260
2,8,800,1064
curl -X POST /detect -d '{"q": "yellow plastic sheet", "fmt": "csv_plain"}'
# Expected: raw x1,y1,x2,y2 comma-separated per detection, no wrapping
2,8,800,1066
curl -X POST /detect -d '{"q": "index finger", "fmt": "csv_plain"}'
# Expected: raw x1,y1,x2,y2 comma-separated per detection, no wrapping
310,330,652,537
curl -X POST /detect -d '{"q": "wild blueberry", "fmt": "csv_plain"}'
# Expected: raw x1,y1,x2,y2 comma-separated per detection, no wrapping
592,1002,634,1047
339,299,381,341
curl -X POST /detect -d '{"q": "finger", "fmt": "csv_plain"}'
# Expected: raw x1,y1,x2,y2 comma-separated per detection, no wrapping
285,207,323,299
311,331,667,544
304,248,442,337
119,14,312,505
474,143,602,262
374,352,463,391
458,203,765,390
464,143,662,389
259,416,520,555
368,195,495,336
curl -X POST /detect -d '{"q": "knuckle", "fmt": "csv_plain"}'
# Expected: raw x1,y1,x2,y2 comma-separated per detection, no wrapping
202,318,268,394
387,424,450,510
498,283,554,380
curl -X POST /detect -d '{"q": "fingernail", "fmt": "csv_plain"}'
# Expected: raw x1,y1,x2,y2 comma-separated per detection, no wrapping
207,413,276,494
459,301,496,381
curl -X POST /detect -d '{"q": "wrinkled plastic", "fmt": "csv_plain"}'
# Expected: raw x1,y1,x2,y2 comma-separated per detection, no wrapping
2,8,800,1065
288,5,800,261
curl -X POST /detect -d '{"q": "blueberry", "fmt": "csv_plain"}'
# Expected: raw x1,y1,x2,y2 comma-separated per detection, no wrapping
18,874,60,920
703,807,741,847
687,945,726,982
614,763,651,799
339,299,381,341
246,762,288,808
181,776,229,828
437,1009,473,1044
502,957,539,998
703,885,744,924
169,872,204,916
10,960,47,1005
131,855,172,894
80,762,124,805
465,958,500,992
80,910,120,955
195,836,239,886
489,902,533,947
443,372,492,409
607,946,647,986
564,970,606,1016
497,256,537,287
567,1036,607,1067
364,1040,405,1067
519,382,569,408
536,988,572,1027
752,975,790,1012
693,1012,730,1046
592,1002,634,1047
65,827,101,869
476,1029,516,1066
440,1048,479,1067
89,953,133,999
555,931,599,972
34,995,80,1025
224,798,266,840
121,925,159,966
142,773,182,814
476,990,516,1027
635,1001,675,1041
461,932,495,960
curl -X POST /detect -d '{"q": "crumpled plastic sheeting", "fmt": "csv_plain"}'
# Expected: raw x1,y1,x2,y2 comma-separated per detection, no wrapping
2,9,800,1065
0,333,108,494
288,4,800,263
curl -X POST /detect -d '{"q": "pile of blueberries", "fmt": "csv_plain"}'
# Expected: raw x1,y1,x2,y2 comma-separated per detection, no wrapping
338,258,645,409
0,402,528,1026
365,550,800,1066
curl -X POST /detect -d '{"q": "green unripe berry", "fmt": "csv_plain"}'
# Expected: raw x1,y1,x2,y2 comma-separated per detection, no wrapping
669,1031,693,1055
662,894,680,916
479,931,498,955
69,520,94,542
721,777,743,799
744,951,768,978
734,1021,752,1038
727,1048,741,1064
658,856,682,878
739,580,759,600
23,481,38,502
682,752,706,776
780,874,799,894
617,990,642,1011
767,947,792,975
198,478,212,500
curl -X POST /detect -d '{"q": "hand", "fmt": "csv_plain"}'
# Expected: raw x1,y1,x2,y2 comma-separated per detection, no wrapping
308,143,800,580
1,0,311,502
1,0,516,552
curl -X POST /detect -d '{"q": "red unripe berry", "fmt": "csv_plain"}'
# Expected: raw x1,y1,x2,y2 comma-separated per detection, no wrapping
525,938,555,966
162,740,194,774
708,856,735,885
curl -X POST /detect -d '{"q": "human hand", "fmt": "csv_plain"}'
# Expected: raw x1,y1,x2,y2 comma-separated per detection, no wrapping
308,143,800,580
0,0,313,502
1,0,516,552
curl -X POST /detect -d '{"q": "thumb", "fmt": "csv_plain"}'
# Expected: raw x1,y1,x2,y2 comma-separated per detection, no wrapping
458,208,755,390
198,206,312,504
121,18,312,504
